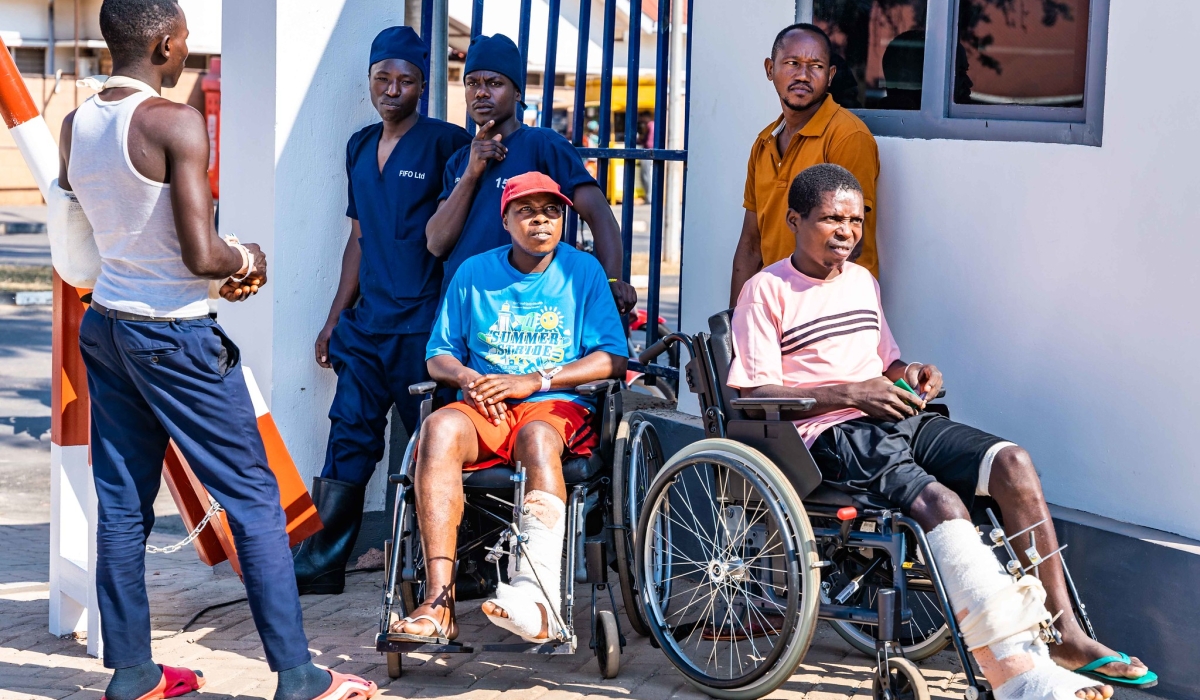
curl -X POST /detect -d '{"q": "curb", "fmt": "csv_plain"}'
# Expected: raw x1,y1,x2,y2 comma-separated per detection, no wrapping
0,290,53,306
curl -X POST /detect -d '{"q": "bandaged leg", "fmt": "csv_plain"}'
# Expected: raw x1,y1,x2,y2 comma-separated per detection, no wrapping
928,519,1100,700
485,490,566,642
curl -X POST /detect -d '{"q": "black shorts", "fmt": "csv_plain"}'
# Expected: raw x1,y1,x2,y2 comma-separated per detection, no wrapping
809,412,1009,513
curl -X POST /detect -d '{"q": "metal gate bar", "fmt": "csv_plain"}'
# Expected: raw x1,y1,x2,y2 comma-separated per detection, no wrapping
417,0,690,355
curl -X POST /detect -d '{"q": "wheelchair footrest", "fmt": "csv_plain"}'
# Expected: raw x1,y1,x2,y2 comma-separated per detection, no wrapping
480,638,577,655
376,633,473,654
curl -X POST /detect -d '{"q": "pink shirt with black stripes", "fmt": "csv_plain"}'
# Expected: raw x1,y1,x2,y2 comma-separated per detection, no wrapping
726,258,901,446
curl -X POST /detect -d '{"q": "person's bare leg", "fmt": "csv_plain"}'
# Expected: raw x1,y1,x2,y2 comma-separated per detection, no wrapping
912,482,1111,700
988,447,1147,681
398,409,480,639
481,421,566,638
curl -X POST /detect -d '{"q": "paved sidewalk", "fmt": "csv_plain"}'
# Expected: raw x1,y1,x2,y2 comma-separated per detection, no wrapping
0,524,974,700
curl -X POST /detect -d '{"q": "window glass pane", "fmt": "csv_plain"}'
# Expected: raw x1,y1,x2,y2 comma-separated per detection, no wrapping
955,0,1090,107
814,0,928,110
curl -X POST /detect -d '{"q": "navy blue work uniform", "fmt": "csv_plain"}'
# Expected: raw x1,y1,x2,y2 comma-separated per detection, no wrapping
79,309,310,671
323,115,471,486
439,125,595,294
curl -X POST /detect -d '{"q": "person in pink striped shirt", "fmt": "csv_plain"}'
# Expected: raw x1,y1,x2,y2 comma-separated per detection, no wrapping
726,164,1150,698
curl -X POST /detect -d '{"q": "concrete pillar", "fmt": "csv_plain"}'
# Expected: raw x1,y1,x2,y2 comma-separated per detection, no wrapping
219,0,406,511
676,0,792,414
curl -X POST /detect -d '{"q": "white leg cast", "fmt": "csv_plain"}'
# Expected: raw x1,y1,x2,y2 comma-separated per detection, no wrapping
485,490,566,642
927,519,1101,700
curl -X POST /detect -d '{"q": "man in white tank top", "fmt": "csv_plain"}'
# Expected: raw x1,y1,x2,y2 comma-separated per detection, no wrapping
56,2,375,699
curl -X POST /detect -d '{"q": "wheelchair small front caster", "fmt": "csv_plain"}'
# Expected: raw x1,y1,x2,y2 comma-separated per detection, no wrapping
387,651,402,679
872,657,929,700
594,609,621,679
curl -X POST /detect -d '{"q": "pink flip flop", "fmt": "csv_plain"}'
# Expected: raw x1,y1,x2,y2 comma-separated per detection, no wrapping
312,669,378,699
101,665,205,700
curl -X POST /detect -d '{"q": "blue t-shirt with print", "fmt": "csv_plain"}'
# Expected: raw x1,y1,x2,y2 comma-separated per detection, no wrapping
426,243,627,407
438,125,596,296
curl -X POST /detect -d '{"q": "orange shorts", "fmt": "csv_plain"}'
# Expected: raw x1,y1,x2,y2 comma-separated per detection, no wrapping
440,399,598,471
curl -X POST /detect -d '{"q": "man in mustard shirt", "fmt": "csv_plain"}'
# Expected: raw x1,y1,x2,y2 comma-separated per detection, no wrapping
729,23,880,306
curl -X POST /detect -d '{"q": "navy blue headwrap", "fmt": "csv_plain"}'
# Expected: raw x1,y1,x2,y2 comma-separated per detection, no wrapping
463,34,524,93
369,26,428,79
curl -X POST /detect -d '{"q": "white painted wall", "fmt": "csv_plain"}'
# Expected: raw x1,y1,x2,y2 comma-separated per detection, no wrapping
678,0,794,416
681,0,1200,539
220,0,405,510
178,0,221,55
0,0,219,53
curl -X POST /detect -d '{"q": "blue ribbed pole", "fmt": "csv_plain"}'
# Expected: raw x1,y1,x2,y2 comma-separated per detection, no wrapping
541,0,562,129
517,0,533,122
566,0,593,247
466,0,485,133
419,0,434,116
619,1,643,283
595,0,617,201
518,0,532,81
672,0,693,337
470,0,484,37
646,0,671,347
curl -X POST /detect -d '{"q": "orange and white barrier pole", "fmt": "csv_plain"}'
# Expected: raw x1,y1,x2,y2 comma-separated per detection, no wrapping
0,37,58,197
1,37,102,656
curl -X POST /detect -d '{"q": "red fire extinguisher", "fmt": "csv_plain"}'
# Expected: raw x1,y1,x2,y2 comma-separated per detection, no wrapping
202,57,221,201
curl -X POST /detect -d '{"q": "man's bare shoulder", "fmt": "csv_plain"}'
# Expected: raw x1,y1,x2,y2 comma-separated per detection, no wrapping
134,98,207,149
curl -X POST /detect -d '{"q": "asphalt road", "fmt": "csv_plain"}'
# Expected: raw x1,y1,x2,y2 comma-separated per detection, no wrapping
0,304,52,524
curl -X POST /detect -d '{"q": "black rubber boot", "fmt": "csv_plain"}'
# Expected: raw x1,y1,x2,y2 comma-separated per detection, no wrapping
292,477,365,595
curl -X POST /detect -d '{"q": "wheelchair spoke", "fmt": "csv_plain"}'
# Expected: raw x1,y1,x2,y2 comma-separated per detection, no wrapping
641,450,810,688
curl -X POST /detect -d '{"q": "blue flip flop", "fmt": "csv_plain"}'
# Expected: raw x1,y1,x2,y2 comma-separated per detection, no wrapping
1076,652,1158,688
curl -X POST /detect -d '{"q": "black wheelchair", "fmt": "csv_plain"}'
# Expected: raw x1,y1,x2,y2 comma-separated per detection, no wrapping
622,310,1102,700
375,372,678,680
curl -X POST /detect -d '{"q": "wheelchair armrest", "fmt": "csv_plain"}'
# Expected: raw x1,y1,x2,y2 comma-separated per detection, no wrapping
408,381,438,396
730,397,816,421
576,378,619,397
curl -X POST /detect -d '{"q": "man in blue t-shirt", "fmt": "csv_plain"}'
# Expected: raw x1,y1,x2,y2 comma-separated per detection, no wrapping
293,27,471,596
425,33,637,316
392,172,627,645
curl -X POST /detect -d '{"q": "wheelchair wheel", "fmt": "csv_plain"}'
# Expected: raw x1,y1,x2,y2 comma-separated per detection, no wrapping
872,657,930,700
612,415,665,637
825,543,950,660
637,439,820,699
595,609,621,679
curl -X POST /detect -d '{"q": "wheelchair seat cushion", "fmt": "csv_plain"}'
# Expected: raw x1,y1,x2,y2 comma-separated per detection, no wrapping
462,452,605,489
439,399,600,472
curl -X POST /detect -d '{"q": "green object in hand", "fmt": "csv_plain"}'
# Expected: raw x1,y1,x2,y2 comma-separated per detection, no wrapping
894,378,918,395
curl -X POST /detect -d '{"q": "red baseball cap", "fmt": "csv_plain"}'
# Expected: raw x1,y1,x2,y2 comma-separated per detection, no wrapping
500,171,573,216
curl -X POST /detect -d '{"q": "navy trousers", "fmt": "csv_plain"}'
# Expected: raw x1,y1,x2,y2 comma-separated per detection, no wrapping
321,311,429,486
78,308,310,671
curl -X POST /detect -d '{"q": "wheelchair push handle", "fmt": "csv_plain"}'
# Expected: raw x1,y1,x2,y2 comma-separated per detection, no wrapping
637,332,693,365
409,380,438,396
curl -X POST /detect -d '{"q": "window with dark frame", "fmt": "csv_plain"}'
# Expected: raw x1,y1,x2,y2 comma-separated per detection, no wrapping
814,0,929,111
11,47,47,76
803,0,1107,145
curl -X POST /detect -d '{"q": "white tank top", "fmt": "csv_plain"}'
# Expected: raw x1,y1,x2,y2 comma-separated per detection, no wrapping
68,92,210,318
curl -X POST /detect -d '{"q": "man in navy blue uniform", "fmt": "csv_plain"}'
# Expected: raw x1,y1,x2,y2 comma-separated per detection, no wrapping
426,33,638,315
293,26,472,594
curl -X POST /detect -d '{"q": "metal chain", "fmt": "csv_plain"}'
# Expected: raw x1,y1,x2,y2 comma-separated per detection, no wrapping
146,498,223,555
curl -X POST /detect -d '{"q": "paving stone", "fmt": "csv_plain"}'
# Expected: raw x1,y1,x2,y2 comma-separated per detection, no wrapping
0,526,976,700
